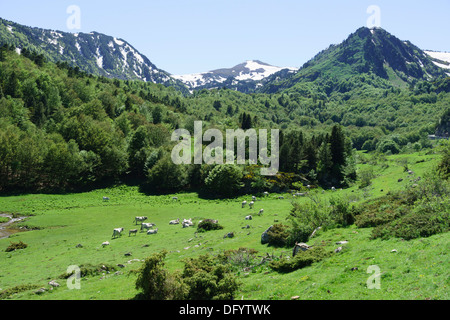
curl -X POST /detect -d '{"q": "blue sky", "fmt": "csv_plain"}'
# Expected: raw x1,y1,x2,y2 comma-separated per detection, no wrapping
1,0,449,75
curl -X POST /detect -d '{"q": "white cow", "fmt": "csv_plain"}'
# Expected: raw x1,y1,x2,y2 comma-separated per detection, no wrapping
258,209,264,216
103,197,110,201
102,241,110,247
294,193,306,197
112,228,124,239
147,228,158,235
263,192,269,197
252,196,257,201
141,223,156,231
182,219,194,228
245,215,253,220
242,201,247,208
129,229,138,236
332,187,336,192
169,218,180,225
249,201,255,209
134,216,148,225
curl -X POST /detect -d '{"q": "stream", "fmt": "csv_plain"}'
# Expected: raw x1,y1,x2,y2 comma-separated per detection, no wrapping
0,213,27,240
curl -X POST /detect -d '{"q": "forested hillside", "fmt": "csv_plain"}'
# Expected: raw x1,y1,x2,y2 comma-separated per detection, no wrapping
1,32,450,195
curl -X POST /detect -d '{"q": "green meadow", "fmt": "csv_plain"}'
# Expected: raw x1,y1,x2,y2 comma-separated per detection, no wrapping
0,150,448,300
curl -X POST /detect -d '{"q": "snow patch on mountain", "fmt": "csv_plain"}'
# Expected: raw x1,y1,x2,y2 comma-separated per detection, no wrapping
425,51,450,70
95,48,103,68
235,60,297,81
114,38,124,46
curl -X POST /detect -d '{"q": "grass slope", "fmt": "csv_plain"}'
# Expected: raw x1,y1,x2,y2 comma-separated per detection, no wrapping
0,151,448,300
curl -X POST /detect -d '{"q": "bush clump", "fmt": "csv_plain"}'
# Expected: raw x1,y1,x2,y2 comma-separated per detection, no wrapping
218,248,259,269
59,263,117,279
134,251,186,300
266,223,291,247
370,198,450,240
182,254,241,300
269,247,331,273
134,250,241,300
0,284,40,299
5,241,28,252
197,219,224,232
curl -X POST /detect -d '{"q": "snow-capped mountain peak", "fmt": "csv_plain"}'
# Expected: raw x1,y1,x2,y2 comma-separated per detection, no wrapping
172,60,298,91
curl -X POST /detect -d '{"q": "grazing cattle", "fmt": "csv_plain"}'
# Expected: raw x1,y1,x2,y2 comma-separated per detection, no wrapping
129,229,138,236
134,216,148,225
147,228,158,235
278,196,284,200
331,187,336,192
249,201,254,209
182,219,194,228
263,192,269,197
103,197,110,201
223,232,234,239
172,197,179,201
252,196,257,201
169,218,180,225
141,223,156,231
245,215,253,220
258,209,264,216
112,228,124,239
242,201,247,208
102,241,110,247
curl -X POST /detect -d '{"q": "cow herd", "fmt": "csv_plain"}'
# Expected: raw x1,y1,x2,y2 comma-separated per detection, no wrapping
105,190,313,244
109,215,196,240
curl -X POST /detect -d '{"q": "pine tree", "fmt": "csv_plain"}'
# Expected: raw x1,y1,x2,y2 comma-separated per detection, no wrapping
316,142,333,186
329,125,346,166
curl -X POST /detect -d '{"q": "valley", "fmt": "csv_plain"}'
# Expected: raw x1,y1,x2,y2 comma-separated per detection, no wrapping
0,15,449,302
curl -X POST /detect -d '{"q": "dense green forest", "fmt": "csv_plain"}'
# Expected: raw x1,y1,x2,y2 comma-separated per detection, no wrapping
0,43,449,195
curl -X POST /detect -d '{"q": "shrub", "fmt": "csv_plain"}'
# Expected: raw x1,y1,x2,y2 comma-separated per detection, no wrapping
266,223,291,247
134,251,241,300
0,284,40,299
355,196,409,228
5,241,27,252
287,195,354,244
371,198,450,240
218,248,259,269
182,254,241,300
377,139,400,154
329,196,355,227
438,141,450,180
269,247,331,273
145,154,189,192
358,168,375,189
197,219,224,232
59,263,117,279
204,164,243,197
134,251,187,300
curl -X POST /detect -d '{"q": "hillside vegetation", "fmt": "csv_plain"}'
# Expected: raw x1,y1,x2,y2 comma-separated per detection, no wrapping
0,24,449,301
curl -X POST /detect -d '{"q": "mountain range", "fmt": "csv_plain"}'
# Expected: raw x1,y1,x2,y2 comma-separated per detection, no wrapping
173,60,298,93
0,18,189,93
1,17,449,95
